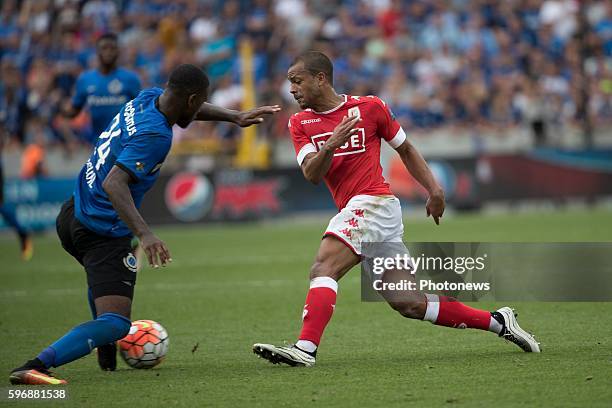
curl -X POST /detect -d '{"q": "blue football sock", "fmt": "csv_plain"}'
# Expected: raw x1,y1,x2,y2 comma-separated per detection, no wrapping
37,313,131,368
85,290,114,349
0,206,27,236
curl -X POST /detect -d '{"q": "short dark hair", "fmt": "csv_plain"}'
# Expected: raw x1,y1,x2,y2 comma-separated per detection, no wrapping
167,64,210,96
292,51,334,85
96,32,118,45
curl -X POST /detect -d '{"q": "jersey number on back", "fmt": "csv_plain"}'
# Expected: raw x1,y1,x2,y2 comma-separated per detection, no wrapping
95,113,121,170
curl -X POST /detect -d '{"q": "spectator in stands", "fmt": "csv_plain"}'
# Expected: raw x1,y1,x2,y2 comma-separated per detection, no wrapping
0,0,608,155
20,117,48,179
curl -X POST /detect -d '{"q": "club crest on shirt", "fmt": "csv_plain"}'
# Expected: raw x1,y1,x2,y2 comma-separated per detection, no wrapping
135,161,145,171
348,106,361,120
108,79,123,94
311,128,366,156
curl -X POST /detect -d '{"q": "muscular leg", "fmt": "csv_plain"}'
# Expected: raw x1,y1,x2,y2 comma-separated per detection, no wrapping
91,295,131,372
10,291,132,383
379,268,501,333
305,237,499,341
310,236,360,281
33,294,131,369
94,295,131,319
295,236,360,353
379,267,427,319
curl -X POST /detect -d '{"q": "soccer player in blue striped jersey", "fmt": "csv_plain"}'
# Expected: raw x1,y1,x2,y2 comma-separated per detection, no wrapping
10,64,280,385
62,33,141,146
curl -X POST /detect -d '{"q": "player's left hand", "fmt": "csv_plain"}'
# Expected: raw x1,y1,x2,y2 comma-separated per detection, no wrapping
235,105,281,127
426,189,445,225
139,232,172,268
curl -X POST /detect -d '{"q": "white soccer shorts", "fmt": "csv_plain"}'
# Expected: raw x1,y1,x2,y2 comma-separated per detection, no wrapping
324,194,405,256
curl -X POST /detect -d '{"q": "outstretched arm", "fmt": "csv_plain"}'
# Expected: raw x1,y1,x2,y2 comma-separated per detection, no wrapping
103,166,171,267
194,103,280,127
395,140,445,224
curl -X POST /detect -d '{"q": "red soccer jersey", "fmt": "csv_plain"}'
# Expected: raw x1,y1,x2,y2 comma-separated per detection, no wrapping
289,95,407,210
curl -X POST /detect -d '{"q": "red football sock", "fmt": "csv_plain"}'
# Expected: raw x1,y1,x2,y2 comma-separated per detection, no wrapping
298,277,338,347
423,294,495,331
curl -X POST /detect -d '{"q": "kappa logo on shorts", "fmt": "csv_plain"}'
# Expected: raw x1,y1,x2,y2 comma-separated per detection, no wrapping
352,209,365,218
345,218,359,228
123,253,138,273
340,228,353,239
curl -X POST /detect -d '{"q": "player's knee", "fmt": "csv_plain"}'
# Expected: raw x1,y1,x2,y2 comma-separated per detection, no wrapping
94,293,132,319
97,312,132,340
388,300,426,320
309,260,338,280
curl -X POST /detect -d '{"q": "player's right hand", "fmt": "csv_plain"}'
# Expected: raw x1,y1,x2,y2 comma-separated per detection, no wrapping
426,189,445,225
235,105,281,127
325,115,361,151
139,232,172,268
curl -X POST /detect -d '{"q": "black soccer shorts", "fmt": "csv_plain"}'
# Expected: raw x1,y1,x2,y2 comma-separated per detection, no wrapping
56,197,137,299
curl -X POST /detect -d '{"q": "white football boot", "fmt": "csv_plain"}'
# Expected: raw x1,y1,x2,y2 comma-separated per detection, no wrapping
253,343,316,367
493,307,541,352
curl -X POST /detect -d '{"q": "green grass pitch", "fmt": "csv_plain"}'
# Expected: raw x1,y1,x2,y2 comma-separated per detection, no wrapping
1,208,611,407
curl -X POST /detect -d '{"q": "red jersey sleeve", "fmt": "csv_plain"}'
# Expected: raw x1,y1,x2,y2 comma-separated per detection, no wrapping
371,97,406,148
289,115,317,166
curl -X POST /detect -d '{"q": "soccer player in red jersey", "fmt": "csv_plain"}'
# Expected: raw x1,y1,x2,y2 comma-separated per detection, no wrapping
253,52,539,367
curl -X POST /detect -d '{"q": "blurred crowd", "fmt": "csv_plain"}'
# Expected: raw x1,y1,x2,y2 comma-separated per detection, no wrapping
1,0,611,158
